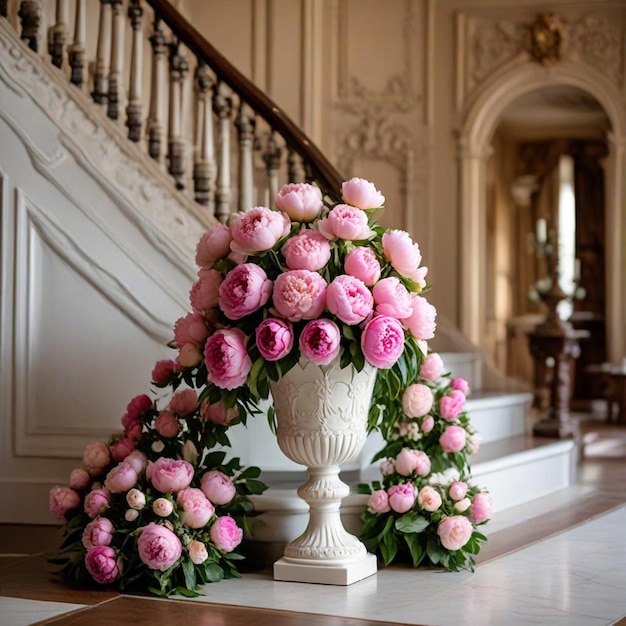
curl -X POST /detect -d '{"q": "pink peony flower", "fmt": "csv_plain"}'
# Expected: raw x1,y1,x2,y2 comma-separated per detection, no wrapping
230,206,290,255
454,498,472,513
151,359,179,386
402,383,433,418
367,489,390,514
126,488,146,510
341,177,385,210
218,263,272,320
177,343,202,368
104,462,139,493
195,224,232,269
417,486,442,512
403,294,437,340
360,315,405,369
437,516,473,551
152,497,173,517
155,411,180,438
439,426,467,453
382,229,424,282
200,470,237,505
189,269,222,313
126,394,152,420
470,492,493,523
49,486,81,521
372,277,413,319
317,204,374,241
110,437,136,463
83,441,111,476
204,328,252,390
421,415,435,432
200,399,239,426
189,540,209,565
388,483,417,513
177,487,215,528
420,353,445,381
85,545,120,584
68,468,91,491
210,516,243,553
169,389,198,416
452,377,471,395
413,450,431,476
124,450,147,475
394,448,418,476
82,517,114,549
449,481,468,501
272,270,327,322
299,318,341,365
281,230,331,271
173,311,210,348
255,318,293,361
326,275,374,325
137,523,183,571
84,488,110,519
275,182,324,222
440,389,466,420
147,458,194,493
344,246,381,286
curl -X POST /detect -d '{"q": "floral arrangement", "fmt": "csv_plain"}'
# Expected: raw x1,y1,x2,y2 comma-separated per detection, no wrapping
360,351,492,571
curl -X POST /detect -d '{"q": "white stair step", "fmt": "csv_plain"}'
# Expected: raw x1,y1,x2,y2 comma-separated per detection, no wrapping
466,390,533,443
439,351,482,390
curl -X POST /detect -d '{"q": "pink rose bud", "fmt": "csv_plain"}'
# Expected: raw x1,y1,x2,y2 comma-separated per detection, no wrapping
275,182,324,222
82,516,114,549
218,263,272,320
367,489,390,514
256,318,294,361
169,389,198,417
173,311,209,348
372,277,413,319
126,488,146,510
177,487,215,528
152,497,174,517
437,515,473,551
151,359,179,386
189,269,222,313
49,486,81,521
188,540,209,565
84,545,120,584
317,204,374,241
341,177,385,210
147,458,194,493
439,425,467,453
440,389,466,420
452,377,471,395
454,497,472,513
402,383,433,418
68,468,91,491
281,230,331,271
344,246,381,286
155,411,181,438
470,492,493,523
361,315,405,369
137,523,182,571
201,470,237,505
299,318,341,366
381,229,424,282
326,275,374,325
204,328,252,390
402,294,437,340
420,353,445,381
417,486,442,512
209,516,243,553
449,481,468,501
229,206,291,256
195,224,232,269
388,483,417,513
272,270,327,322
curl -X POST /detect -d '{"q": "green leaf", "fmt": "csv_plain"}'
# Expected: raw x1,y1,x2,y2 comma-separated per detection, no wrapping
394,513,429,534
404,533,424,567
203,562,225,583
379,529,398,565
426,536,443,565
181,557,196,591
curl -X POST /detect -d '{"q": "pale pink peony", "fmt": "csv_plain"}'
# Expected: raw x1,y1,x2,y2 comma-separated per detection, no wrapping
137,523,182,571
104,462,139,493
420,353,445,382
454,497,472,513
169,389,198,416
147,458,194,493
218,263,272,320
84,488,110,519
210,516,243,553
387,483,417,513
344,247,381,286
177,343,202,368
341,177,385,210
110,437,136,463
413,450,432,476
200,399,239,426
275,182,324,222
152,497,174,517
417,486,442,512
281,230,331,271
452,377,471,395
299,318,341,365
173,311,210,348
49,486,81,521
230,206,290,255
154,411,180,438
200,470,237,505
439,426,467,453
195,224,232,269
402,383,434,418
421,415,435,433
68,468,91,491
361,315,405,369
188,540,209,565
272,270,327,322
437,516,473,551
382,230,423,282
255,318,293,361
372,277,413,319
151,359,179,386
85,545,120,584
449,481,468,501
403,294,437,340
124,450,148,475
177,487,215,528
394,448,419,476
367,489,391,514
317,204,374,241
83,441,111,476
204,328,252,390
470,492,493,523
439,389,466,420
326,275,374,325
189,269,222,313
82,516,114,549
126,488,146,510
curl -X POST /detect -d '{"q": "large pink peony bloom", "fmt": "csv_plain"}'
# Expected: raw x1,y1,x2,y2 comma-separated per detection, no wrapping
403,294,437,340
361,315,405,369
200,470,237,505
210,516,243,553
272,270,327,322
195,224,232,269
85,545,120,584
437,516,473,551
344,246,381,286
84,488,110,519
387,483,417,513
147,458,194,493
317,204,374,241
281,229,331,271
204,328,252,389
419,353,445,381
326,275,374,325
275,182,324,222
82,517,114,549
49,486,81,521
299,318,341,365
417,486,442,512
402,383,433,418
218,263,272,320
177,487,215,529
173,311,210,348
439,425,467,453
230,206,290,255
440,389,466,420
189,269,222,313
137,523,183,571
104,462,139,493
255,318,293,361
341,177,385,210
372,277,413,319
382,229,424,282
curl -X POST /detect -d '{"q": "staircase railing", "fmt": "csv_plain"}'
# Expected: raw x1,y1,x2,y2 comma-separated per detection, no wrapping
1,0,343,222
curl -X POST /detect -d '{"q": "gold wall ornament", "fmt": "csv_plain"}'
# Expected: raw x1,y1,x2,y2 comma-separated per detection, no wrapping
529,13,566,66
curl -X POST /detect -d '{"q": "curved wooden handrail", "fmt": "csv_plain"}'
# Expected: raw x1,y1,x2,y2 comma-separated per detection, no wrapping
145,0,343,201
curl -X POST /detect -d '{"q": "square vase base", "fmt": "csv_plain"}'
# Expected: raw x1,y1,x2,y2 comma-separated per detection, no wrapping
273,553,377,585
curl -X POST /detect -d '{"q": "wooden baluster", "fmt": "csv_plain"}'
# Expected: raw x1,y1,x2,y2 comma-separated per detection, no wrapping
48,0,68,68
167,41,188,189
287,148,306,183
125,0,143,142
146,18,166,162
213,81,233,223
18,1,41,52
235,102,255,212
107,0,124,120
68,0,86,87
193,62,216,209
92,0,111,105
263,132,282,209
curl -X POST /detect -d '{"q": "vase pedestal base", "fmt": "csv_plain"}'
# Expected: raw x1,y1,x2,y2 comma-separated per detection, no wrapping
273,553,377,586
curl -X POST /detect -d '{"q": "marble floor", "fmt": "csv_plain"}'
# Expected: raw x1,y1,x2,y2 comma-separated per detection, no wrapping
2,416,626,626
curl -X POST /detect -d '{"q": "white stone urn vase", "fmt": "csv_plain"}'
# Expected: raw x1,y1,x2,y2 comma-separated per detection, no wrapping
269,357,378,585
